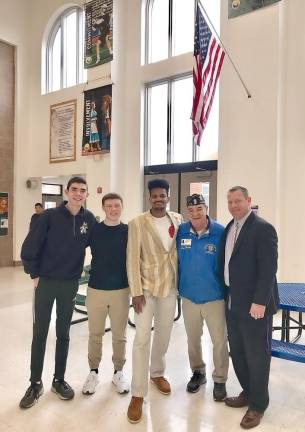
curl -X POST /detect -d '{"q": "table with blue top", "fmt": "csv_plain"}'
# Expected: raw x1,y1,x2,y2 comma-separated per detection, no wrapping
274,283,305,343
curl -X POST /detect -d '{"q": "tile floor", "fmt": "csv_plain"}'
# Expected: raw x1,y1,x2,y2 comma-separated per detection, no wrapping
0,266,304,432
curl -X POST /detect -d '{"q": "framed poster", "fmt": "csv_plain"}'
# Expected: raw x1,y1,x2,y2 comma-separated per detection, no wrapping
228,0,281,19
0,192,8,236
85,0,113,68
50,100,76,163
82,85,112,156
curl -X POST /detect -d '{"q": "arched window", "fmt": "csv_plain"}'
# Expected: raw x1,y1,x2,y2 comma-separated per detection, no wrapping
144,0,195,64
44,6,86,93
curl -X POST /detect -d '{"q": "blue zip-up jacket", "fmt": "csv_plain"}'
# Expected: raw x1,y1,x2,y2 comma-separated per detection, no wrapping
21,202,96,280
176,218,224,304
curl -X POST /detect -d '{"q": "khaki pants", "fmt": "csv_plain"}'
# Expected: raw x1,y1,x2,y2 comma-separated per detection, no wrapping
182,298,229,383
86,287,130,371
131,288,177,397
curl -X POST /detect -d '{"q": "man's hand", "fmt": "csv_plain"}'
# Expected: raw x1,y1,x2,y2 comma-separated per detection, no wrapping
33,277,40,288
250,303,266,320
132,295,146,314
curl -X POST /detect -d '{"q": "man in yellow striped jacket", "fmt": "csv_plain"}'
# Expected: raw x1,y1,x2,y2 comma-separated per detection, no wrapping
127,179,182,424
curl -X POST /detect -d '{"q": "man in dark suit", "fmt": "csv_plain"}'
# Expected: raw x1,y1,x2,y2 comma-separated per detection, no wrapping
219,186,279,430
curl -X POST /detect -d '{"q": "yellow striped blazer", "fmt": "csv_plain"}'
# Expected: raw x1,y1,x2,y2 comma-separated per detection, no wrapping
127,211,183,298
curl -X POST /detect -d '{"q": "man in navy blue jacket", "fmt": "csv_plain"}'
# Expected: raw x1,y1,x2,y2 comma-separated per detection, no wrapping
19,176,96,409
177,194,229,402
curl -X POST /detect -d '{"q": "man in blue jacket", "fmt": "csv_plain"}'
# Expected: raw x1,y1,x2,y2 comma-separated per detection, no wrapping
177,194,229,401
19,176,96,409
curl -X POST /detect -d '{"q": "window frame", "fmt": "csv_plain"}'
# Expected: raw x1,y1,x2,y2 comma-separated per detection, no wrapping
45,6,85,93
144,73,197,166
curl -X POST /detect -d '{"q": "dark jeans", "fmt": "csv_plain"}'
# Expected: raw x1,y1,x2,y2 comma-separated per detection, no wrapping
226,310,273,413
30,277,78,383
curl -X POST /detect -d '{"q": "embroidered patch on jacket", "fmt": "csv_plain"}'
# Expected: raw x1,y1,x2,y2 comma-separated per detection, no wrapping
205,244,216,254
80,222,88,234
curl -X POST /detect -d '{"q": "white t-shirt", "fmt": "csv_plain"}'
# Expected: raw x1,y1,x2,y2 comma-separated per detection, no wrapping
152,215,174,252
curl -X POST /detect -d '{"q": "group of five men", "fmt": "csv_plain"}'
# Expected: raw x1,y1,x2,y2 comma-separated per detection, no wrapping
19,176,278,430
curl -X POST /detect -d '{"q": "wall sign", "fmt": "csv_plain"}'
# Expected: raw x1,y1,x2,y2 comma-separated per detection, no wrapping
85,0,113,68
228,0,281,19
82,85,112,156
50,100,76,163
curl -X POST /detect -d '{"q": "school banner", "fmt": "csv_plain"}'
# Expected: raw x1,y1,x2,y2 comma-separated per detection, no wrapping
85,0,113,68
228,0,281,19
0,192,9,236
82,85,112,156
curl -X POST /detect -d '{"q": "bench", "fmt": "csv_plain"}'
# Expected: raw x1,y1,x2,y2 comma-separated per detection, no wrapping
271,339,305,363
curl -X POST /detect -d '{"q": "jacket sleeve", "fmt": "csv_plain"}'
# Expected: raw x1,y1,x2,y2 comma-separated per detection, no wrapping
253,222,278,306
86,214,97,247
127,218,143,297
21,212,50,278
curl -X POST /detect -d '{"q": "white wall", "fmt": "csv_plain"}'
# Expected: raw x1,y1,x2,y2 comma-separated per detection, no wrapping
218,0,280,226
217,0,305,281
275,0,305,280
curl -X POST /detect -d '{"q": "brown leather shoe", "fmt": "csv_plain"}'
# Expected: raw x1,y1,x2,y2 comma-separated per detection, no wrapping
127,396,143,423
240,409,263,429
150,377,171,395
225,391,248,408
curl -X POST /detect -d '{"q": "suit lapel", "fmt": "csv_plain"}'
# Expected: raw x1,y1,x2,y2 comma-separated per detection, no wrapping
144,212,167,252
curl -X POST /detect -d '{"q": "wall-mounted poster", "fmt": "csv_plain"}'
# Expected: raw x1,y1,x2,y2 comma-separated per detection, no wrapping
0,192,8,236
50,100,76,163
85,0,113,68
228,0,281,19
82,85,112,156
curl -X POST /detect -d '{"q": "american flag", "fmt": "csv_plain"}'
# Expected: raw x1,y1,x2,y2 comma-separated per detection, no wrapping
191,6,225,146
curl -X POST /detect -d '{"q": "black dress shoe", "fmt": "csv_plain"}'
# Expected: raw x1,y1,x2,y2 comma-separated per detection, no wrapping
240,409,263,429
225,391,248,408
186,370,207,393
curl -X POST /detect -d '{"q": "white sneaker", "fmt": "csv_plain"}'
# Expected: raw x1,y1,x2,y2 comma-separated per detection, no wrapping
112,371,130,394
82,371,99,395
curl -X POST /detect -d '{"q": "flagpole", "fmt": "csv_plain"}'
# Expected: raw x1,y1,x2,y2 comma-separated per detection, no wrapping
197,0,252,99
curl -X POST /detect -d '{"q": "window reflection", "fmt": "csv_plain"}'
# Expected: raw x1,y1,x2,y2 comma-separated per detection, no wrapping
150,0,169,63
172,0,195,57
51,28,61,92
149,84,168,165
172,77,193,163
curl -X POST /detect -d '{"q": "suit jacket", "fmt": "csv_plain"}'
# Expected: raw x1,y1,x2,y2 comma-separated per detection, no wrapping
219,211,279,316
127,210,183,298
